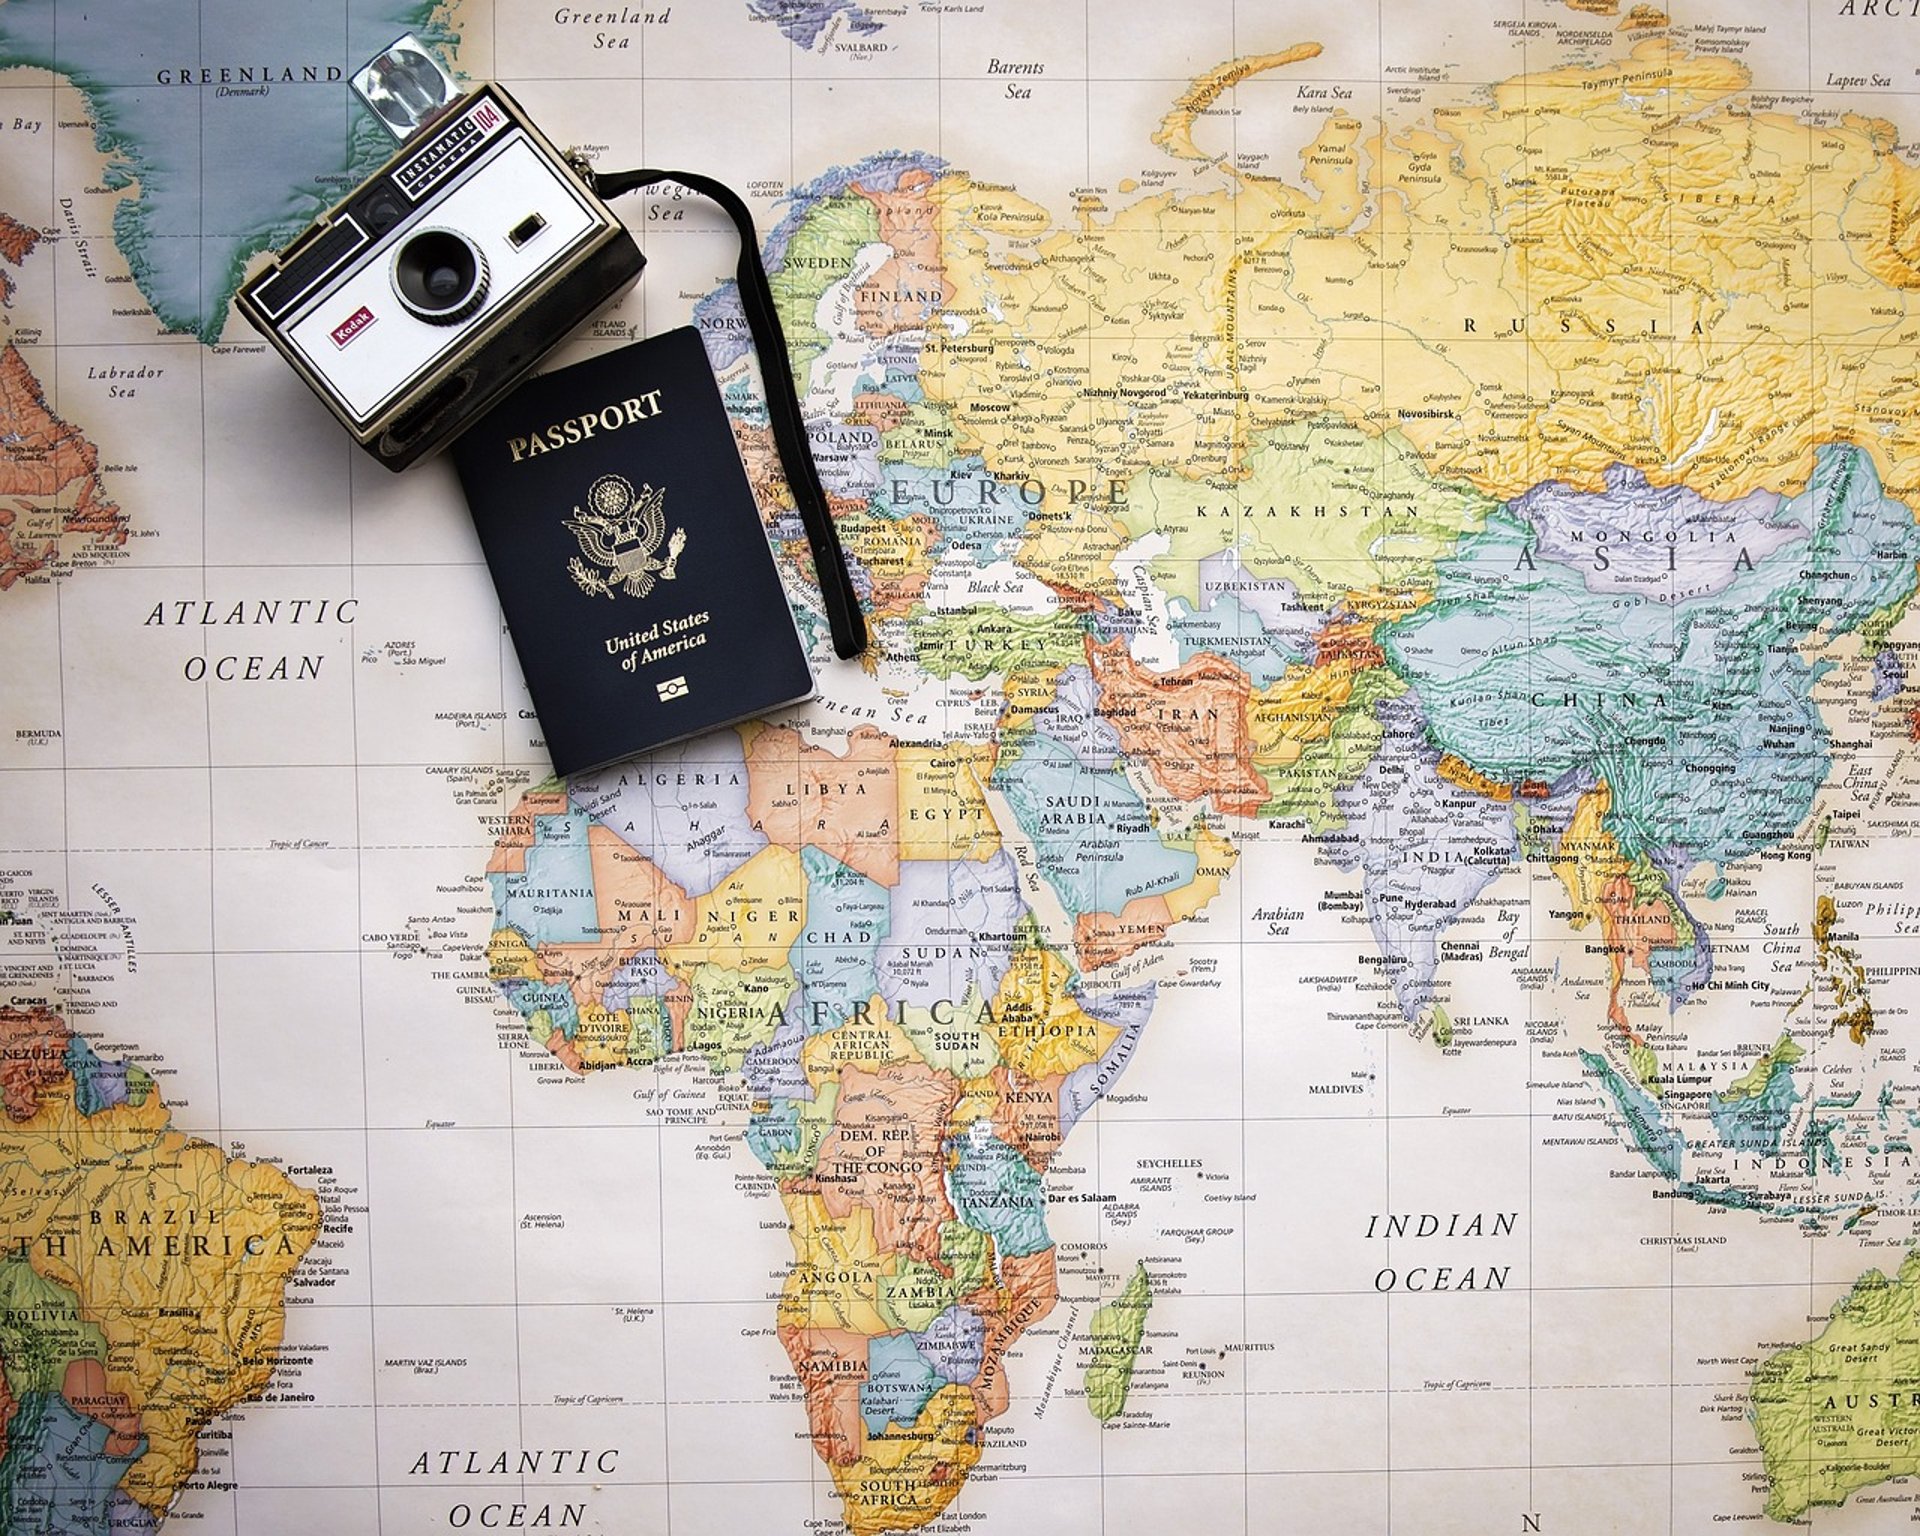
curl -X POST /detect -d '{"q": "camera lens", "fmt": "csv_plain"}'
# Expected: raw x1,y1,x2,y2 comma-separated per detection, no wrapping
391,228,488,323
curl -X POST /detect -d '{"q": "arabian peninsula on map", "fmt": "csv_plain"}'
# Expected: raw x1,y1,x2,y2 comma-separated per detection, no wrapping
5,1,1920,1533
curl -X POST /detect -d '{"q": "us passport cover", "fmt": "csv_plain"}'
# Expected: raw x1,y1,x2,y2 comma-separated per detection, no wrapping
452,326,814,776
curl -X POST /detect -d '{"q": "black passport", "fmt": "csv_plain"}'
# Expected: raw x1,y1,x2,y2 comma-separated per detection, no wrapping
452,326,814,776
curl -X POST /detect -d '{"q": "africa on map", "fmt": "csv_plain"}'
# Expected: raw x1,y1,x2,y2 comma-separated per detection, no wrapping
5,1,1920,1533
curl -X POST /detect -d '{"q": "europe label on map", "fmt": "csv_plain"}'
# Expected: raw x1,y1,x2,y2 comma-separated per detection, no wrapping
7,0,1920,1533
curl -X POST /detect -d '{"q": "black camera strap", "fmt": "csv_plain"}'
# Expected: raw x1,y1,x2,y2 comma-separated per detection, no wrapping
589,167,868,661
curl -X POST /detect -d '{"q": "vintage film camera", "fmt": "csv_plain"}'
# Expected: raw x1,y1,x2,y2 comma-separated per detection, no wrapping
236,37,642,471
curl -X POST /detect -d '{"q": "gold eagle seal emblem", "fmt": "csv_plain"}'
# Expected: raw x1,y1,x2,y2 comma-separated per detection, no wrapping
563,474,687,600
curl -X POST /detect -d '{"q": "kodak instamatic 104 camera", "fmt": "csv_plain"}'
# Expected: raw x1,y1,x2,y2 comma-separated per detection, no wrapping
237,38,643,470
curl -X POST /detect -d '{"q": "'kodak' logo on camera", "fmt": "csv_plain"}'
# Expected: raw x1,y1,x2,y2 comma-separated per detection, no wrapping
330,306,376,349
505,389,664,463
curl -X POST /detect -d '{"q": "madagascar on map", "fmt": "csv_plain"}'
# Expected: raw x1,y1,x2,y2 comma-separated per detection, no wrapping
5,1,1920,1533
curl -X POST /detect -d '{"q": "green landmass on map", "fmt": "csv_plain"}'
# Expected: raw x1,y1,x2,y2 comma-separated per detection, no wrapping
1752,1250,1920,1521
1084,1262,1153,1422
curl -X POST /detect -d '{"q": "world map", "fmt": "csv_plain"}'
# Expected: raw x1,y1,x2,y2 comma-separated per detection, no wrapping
5,0,1920,1531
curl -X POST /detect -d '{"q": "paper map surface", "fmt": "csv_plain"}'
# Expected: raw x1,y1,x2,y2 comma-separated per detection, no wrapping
6,0,1920,1530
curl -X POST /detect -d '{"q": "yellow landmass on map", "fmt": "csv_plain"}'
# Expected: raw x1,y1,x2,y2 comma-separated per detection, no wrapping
986,928,1120,1079
1552,782,1629,926
896,743,1000,861
921,39,1920,517
1246,655,1365,771
801,1009,924,1095
663,843,806,972
1154,44,1326,161
779,1195,892,1335
1165,822,1237,924
832,1382,983,1536
0,1073,320,1513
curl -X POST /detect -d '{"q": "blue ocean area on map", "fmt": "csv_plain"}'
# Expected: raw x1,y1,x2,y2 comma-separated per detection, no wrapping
0,0,445,341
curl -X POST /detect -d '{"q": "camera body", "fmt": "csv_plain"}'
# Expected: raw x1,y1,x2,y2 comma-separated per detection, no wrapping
236,83,643,471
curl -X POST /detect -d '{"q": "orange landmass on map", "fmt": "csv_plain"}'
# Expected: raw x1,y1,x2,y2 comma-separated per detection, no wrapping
0,213,37,266
840,504,939,619
587,823,698,957
0,211,40,304
1315,625,1386,674
832,1383,981,1536
806,1061,958,1262
62,1357,143,1457
0,344,129,589
746,723,902,885
0,1004,71,1120
852,169,953,338
849,390,912,432
1550,782,1691,1042
967,1246,1059,1421
491,796,700,1021
485,787,568,875
1085,636,1267,815
1599,874,1683,977
520,926,651,1024
0,1354,15,1461
1074,894,1178,970
1437,752,1515,802
782,1324,871,1465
